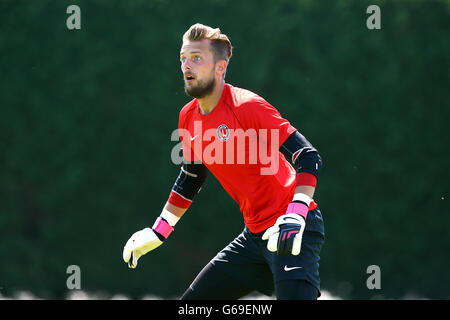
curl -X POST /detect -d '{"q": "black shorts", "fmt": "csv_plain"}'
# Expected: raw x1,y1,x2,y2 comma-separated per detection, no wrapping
209,207,325,297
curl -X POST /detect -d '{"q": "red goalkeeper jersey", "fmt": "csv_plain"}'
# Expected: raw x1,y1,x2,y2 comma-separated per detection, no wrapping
178,83,298,233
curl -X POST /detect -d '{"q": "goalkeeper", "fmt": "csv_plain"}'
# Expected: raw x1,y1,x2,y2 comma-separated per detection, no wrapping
123,23,325,300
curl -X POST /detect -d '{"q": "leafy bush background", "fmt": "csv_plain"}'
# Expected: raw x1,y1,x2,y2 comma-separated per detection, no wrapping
1,0,449,299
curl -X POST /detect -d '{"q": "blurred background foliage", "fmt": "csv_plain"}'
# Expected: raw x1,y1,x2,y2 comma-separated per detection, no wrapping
1,0,449,299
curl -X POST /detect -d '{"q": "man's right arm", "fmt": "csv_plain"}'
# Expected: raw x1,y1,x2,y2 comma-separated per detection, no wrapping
123,161,208,268
160,160,210,228
167,161,209,213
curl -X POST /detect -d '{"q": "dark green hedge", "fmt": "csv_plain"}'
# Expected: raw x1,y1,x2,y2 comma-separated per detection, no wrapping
1,0,449,299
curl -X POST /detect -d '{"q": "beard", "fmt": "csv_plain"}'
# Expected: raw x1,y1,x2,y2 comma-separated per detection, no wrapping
184,75,216,99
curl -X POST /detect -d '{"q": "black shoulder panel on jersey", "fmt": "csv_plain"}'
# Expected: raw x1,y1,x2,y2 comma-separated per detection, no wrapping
172,162,209,201
280,131,323,178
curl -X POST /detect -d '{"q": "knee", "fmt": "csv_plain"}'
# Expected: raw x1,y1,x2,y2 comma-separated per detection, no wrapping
275,279,318,300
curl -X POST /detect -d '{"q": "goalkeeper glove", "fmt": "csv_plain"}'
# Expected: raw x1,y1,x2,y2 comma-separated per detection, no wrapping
123,209,179,269
262,194,311,256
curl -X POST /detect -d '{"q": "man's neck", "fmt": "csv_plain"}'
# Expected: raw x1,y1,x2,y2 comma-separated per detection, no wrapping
198,80,225,115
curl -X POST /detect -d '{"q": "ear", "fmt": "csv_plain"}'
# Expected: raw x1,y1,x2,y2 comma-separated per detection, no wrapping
216,60,227,77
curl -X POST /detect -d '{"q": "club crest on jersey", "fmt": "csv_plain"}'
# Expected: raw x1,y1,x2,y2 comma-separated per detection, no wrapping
217,124,230,141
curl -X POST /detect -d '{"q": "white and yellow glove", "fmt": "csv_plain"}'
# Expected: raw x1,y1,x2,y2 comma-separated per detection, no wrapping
123,209,179,268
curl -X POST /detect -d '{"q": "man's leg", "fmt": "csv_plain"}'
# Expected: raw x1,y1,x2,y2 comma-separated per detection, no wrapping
180,262,254,300
275,279,319,300
181,228,274,300
261,208,325,300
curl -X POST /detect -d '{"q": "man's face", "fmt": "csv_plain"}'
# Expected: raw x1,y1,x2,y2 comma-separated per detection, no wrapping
180,39,217,98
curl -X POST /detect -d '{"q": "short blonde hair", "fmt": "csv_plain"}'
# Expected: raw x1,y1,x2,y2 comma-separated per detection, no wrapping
183,23,233,63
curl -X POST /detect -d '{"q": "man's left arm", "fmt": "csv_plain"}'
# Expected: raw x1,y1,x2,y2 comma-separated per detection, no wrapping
263,130,323,255
281,129,322,200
